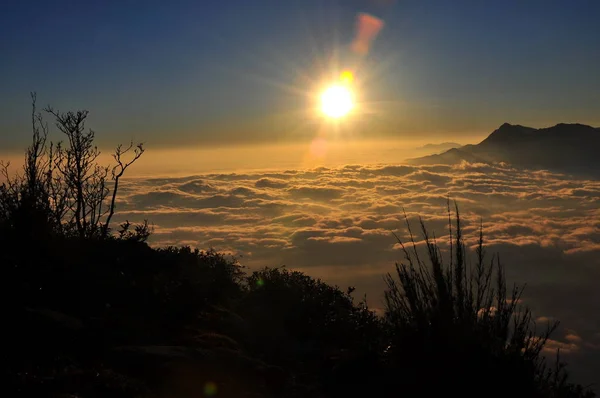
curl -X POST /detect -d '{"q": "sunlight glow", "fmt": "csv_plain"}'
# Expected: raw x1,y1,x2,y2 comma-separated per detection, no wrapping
321,85,353,118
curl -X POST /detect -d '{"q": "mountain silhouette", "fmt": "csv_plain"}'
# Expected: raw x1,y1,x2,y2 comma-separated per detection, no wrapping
408,123,600,177
415,142,462,153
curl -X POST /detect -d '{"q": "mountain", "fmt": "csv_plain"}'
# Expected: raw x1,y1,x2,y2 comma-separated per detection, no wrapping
407,123,600,177
415,142,462,154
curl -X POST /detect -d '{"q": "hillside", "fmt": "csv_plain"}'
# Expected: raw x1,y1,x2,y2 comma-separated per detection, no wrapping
415,142,462,154
408,123,600,177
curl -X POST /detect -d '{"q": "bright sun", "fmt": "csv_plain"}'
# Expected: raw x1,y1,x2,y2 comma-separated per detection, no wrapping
321,85,353,118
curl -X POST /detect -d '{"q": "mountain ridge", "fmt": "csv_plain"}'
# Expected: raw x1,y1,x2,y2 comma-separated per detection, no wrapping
407,123,600,177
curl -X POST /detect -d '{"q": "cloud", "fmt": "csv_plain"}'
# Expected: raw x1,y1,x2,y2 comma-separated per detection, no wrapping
288,186,345,200
566,332,583,344
117,163,600,264
115,162,600,386
543,339,580,355
178,179,217,194
255,178,289,189
406,170,452,184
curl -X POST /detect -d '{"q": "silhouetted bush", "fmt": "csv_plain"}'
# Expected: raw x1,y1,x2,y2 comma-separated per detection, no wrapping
381,206,595,397
240,267,383,395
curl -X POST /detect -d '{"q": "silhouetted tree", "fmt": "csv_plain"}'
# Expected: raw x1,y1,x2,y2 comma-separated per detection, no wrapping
0,93,144,239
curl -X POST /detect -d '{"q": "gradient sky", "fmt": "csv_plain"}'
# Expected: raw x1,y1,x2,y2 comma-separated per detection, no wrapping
1,0,599,151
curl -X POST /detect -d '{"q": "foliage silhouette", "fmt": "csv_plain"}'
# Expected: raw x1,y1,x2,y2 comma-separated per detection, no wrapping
240,267,383,395
0,93,145,240
381,205,595,397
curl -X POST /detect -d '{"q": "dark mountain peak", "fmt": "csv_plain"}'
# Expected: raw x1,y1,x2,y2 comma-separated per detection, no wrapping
479,123,536,146
545,123,596,134
495,123,536,134
407,122,599,177
554,122,590,128
479,122,598,148
497,122,531,130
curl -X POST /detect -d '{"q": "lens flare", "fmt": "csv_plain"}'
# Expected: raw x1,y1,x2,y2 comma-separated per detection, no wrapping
204,382,218,396
340,70,354,84
351,12,385,55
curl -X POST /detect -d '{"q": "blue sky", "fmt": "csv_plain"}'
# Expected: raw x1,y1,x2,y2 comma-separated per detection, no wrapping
1,0,599,150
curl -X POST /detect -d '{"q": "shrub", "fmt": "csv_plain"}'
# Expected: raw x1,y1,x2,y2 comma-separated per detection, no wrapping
382,205,595,397
241,267,383,394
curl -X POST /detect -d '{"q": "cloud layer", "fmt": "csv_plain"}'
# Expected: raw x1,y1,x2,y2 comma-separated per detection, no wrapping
115,162,600,385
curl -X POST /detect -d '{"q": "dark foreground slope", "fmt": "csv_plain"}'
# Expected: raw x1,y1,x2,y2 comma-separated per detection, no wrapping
3,220,596,398
408,123,600,177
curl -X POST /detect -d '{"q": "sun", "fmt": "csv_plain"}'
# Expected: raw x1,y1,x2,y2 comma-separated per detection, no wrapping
321,84,353,118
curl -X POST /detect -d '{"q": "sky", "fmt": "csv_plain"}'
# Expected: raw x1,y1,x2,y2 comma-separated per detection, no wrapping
2,1,600,387
1,0,600,152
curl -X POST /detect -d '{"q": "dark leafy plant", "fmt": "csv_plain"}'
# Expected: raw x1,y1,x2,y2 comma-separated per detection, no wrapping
382,203,595,397
241,267,383,396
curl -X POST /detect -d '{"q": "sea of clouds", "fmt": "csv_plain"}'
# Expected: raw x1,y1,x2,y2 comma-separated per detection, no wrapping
116,161,600,385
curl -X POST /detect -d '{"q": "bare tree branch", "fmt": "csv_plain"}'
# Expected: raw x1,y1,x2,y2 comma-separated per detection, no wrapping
103,141,144,236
